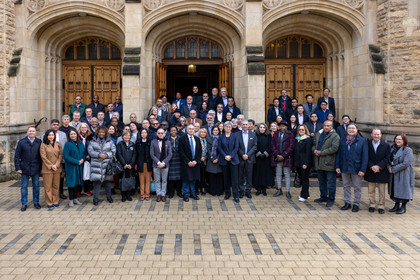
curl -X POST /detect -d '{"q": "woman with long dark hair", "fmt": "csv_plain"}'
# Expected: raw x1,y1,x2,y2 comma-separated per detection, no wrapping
207,126,224,196
253,123,275,196
77,122,93,196
294,125,313,202
136,128,153,201
388,134,414,214
116,131,137,202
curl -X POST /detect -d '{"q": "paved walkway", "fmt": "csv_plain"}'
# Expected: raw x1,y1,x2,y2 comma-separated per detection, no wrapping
0,179,419,279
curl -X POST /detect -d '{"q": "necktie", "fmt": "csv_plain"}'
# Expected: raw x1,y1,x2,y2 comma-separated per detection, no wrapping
158,140,162,150
190,136,195,158
192,119,195,124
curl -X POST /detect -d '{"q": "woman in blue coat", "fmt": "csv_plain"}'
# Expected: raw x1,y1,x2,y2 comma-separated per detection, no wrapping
63,127,86,207
218,121,240,203
336,123,368,212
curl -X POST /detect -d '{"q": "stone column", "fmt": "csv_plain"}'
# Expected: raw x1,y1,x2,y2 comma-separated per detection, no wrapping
243,0,265,122
122,0,142,123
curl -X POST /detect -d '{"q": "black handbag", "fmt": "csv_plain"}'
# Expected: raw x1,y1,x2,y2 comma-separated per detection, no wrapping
119,172,136,192
106,158,124,175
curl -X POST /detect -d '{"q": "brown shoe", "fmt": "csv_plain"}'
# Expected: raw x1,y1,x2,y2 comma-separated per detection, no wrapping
162,196,166,202
156,195,161,202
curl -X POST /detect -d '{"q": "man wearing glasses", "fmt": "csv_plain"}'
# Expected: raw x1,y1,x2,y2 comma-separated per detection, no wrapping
113,96,123,121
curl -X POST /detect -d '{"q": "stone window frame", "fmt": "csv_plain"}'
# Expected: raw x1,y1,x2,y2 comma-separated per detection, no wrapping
63,37,122,61
162,36,223,60
265,35,325,59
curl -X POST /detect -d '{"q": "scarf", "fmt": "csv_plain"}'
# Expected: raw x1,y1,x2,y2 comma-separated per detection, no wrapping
210,135,219,159
97,137,104,152
345,135,356,150
200,138,207,158
157,136,166,163
296,135,309,142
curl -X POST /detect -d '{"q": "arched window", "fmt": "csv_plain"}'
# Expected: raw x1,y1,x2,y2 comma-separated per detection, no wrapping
63,37,121,61
265,35,325,59
163,36,223,60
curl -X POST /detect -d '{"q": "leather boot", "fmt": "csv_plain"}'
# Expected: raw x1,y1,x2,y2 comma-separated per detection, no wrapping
389,202,400,212
396,202,407,214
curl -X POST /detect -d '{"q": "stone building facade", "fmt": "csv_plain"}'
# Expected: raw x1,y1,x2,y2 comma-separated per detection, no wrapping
0,0,419,183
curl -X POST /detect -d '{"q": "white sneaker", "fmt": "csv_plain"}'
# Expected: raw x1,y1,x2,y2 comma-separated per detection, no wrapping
68,200,74,207
298,196,306,202
73,199,82,205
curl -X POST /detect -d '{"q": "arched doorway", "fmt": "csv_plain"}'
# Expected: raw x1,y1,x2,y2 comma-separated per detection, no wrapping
155,36,231,102
265,35,326,117
62,37,122,114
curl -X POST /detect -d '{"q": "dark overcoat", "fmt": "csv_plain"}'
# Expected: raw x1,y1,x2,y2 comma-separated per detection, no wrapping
168,136,182,181
364,140,391,183
179,134,202,181
14,137,42,176
135,139,153,173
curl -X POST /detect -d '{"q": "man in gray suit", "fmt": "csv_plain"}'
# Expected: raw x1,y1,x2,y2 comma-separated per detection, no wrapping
302,94,318,119
42,119,68,199
237,120,257,198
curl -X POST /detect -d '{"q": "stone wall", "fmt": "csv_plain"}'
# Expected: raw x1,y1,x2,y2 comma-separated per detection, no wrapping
377,0,420,125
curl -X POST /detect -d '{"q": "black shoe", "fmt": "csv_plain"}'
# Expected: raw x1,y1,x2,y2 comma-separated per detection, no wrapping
122,196,126,202
378,209,385,214
256,190,261,196
21,205,27,212
201,192,206,196
224,194,231,200
234,198,240,203
246,193,252,199
389,202,400,212
286,191,292,199
190,194,194,198
107,197,113,203
93,199,98,206
369,207,375,213
168,194,174,199
111,188,116,195
396,202,406,214
177,193,183,198
314,198,327,203
352,205,359,212
183,195,189,202
60,194,67,200
341,203,351,210
127,195,132,201
239,192,244,199
326,201,334,207
193,195,200,200
34,203,41,209
262,190,267,196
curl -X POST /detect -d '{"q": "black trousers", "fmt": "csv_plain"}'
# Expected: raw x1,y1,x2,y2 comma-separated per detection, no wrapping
60,163,66,195
239,160,253,194
222,163,239,198
198,164,207,193
168,180,182,196
68,187,78,200
207,173,224,196
297,166,310,199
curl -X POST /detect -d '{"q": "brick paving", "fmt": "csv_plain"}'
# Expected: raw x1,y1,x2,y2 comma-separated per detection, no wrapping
0,179,419,279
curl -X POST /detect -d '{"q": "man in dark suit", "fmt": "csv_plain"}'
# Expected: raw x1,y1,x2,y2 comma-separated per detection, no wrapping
336,115,351,139
172,92,186,110
218,87,231,107
104,103,115,125
223,97,241,118
186,110,202,126
296,105,309,125
149,98,169,121
215,104,224,123
179,125,202,202
237,120,257,198
315,101,331,124
364,128,391,214
14,126,42,211
87,95,105,117
81,108,93,125
113,96,123,121
267,98,285,124
286,98,299,121
302,94,317,119
180,96,198,118
208,88,221,110
305,113,323,137
279,89,292,113
317,88,336,117
202,115,214,135
191,85,203,106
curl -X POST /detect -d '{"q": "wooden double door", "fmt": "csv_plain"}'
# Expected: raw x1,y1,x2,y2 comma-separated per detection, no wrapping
63,64,121,114
265,62,325,119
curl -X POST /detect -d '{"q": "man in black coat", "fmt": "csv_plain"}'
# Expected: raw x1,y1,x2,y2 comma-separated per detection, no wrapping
336,115,351,139
364,128,391,214
14,126,42,211
87,95,105,117
208,88,221,111
305,113,323,137
180,96,198,118
179,124,202,202
317,88,336,117
237,120,257,198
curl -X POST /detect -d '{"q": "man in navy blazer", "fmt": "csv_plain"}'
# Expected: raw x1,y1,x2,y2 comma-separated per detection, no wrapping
14,126,42,211
223,97,241,118
302,94,318,119
317,88,336,117
296,105,309,125
113,96,123,121
172,92,186,110
237,120,257,198
305,113,323,137
267,98,285,124
180,95,198,118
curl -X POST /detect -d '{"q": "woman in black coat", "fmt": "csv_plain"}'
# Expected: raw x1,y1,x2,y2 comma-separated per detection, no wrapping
253,123,275,196
167,126,182,198
136,129,153,201
294,125,313,201
117,131,137,202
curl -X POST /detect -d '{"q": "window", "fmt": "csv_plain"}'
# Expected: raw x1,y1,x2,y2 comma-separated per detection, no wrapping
63,37,121,61
163,36,223,60
265,35,325,59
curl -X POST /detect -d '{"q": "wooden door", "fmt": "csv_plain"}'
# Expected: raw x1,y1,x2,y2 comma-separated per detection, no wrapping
155,62,167,102
63,66,91,114
295,64,324,103
94,65,121,107
265,64,293,119
219,62,231,95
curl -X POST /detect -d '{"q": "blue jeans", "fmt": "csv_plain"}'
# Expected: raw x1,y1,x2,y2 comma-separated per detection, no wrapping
21,174,40,205
317,170,337,202
182,181,196,196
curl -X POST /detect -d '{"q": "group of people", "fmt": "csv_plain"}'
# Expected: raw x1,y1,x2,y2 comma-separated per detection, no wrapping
14,87,415,214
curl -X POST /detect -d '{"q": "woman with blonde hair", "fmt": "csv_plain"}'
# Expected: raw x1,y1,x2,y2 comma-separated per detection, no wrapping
294,124,313,201
198,128,208,195
77,122,93,196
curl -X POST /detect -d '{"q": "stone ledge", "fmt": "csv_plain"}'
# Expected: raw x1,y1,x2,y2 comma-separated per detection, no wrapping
124,47,141,55
247,55,264,63
247,62,265,75
10,57,20,64
413,85,420,90
126,0,141,2
123,65,140,75
246,46,263,54
13,48,22,56
123,56,141,63
8,65,19,77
